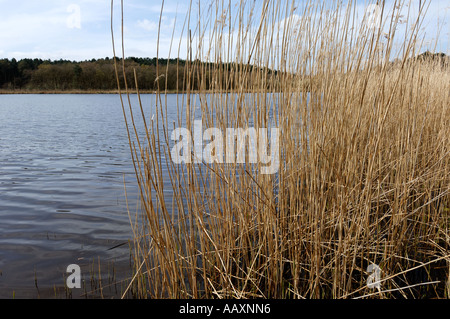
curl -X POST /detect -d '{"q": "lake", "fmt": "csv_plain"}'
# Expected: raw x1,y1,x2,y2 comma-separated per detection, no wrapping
0,94,158,298
0,92,282,298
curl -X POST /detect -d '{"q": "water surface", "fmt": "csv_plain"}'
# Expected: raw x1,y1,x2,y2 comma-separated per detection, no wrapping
0,94,149,298
0,92,282,298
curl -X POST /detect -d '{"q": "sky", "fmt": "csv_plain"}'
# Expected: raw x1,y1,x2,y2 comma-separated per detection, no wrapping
0,0,448,61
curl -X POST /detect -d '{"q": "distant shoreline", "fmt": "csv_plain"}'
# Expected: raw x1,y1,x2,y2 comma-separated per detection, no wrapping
0,89,282,95
0,89,144,94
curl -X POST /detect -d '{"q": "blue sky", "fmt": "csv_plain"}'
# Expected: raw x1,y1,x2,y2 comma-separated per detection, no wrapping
0,0,190,60
0,0,448,61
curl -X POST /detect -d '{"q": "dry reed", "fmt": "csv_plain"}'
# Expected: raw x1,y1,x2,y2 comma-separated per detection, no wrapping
112,0,449,299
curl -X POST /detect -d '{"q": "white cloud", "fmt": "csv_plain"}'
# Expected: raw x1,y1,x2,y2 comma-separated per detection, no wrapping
136,19,159,32
0,0,447,61
136,16,175,33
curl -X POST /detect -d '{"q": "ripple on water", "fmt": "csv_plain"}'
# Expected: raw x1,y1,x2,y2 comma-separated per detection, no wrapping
0,94,149,297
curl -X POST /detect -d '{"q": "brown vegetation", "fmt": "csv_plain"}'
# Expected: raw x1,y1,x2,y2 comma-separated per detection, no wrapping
115,0,449,299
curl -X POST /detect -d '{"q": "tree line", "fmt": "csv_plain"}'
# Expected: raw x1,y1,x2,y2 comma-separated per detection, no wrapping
0,57,189,91
1,52,446,92
0,57,281,92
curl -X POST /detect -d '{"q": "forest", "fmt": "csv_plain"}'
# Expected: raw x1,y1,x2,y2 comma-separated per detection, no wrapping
1,52,445,93
0,56,280,92
0,57,187,92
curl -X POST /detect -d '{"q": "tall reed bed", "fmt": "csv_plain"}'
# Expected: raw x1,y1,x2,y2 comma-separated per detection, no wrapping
112,0,449,298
